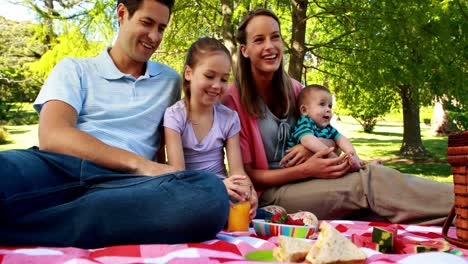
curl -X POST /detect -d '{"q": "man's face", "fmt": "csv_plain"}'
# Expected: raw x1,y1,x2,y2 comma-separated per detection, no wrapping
116,0,170,63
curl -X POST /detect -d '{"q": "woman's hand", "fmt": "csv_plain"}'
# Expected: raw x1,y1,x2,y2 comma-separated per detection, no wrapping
302,148,350,179
279,144,313,167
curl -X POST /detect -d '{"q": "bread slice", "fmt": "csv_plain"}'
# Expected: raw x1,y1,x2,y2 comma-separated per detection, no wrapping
272,235,313,262
306,221,366,264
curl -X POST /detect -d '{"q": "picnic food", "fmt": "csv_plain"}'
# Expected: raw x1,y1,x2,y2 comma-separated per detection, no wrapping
352,225,451,254
306,221,367,264
289,211,319,226
272,235,313,262
371,225,397,253
260,205,288,215
266,210,319,226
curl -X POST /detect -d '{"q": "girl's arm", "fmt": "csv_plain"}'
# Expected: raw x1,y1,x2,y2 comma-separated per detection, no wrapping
246,148,350,189
226,133,258,219
164,127,186,171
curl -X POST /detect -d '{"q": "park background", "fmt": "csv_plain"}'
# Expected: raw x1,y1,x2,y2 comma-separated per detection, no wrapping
0,0,466,183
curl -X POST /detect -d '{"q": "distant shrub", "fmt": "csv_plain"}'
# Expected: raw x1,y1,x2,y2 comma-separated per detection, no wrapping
0,127,9,144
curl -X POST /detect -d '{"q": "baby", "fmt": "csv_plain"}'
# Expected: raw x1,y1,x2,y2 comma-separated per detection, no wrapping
287,84,364,171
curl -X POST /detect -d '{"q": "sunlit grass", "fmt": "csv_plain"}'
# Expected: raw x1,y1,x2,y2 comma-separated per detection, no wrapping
0,124,38,151
332,115,451,183
0,106,454,183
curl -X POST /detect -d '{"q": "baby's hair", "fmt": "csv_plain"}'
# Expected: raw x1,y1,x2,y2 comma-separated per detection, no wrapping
182,37,232,120
297,84,331,110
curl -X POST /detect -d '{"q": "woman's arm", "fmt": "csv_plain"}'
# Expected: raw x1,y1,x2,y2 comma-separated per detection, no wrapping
246,148,350,189
164,127,186,171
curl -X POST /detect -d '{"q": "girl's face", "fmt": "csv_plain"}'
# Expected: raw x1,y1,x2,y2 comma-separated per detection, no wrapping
185,51,231,107
300,90,334,128
240,15,283,78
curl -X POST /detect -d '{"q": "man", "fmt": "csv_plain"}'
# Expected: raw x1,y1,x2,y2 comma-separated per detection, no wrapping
0,0,229,249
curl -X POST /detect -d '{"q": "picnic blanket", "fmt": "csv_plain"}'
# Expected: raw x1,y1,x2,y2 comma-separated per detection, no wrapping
1,220,467,263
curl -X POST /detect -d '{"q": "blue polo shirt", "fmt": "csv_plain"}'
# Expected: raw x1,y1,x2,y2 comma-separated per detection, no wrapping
34,48,181,160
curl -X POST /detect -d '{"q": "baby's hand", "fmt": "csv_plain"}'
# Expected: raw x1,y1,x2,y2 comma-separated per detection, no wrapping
347,153,361,172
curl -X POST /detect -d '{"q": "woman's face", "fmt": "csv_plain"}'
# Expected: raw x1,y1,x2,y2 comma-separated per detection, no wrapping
241,15,283,78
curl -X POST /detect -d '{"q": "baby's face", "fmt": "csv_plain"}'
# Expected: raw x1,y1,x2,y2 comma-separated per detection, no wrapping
301,90,333,128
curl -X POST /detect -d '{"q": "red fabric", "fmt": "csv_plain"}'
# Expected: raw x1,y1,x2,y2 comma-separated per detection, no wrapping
1,220,466,263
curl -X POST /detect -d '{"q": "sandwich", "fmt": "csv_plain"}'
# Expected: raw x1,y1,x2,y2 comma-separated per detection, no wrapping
306,221,367,264
272,235,313,262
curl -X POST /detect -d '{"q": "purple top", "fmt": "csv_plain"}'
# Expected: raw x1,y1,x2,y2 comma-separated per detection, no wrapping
164,100,241,177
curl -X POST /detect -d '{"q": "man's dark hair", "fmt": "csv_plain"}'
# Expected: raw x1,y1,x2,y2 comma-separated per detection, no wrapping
117,0,175,18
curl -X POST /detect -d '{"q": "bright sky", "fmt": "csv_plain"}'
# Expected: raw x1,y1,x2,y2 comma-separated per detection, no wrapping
0,0,35,22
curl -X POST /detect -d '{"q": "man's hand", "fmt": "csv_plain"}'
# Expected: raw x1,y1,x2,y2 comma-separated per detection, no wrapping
134,158,180,176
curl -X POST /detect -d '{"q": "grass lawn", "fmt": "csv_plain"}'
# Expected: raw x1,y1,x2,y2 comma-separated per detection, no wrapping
333,116,451,183
0,109,453,183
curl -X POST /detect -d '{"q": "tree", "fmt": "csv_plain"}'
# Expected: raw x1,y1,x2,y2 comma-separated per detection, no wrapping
305,0,466,157
0,16,44,123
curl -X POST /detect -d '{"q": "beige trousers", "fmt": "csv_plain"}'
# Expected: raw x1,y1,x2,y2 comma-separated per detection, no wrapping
259,164,454,225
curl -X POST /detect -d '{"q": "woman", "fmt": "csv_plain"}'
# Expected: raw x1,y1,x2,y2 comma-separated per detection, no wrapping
223,8,453,225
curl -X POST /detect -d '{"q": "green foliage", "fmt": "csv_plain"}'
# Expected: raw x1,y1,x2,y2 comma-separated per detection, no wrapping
29,24,106,79
446,103,468,131
0,17,43,123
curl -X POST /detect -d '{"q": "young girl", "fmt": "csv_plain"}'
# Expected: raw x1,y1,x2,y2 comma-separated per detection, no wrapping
163,37,257,219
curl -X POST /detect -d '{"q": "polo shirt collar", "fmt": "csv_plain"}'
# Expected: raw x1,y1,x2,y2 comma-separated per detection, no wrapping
95,48,164,79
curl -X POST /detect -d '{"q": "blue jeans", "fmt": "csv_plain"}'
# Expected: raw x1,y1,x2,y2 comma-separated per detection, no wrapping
0,148,230,248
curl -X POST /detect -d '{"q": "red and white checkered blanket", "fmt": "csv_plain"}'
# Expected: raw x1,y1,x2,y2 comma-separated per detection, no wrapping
1,220,467,263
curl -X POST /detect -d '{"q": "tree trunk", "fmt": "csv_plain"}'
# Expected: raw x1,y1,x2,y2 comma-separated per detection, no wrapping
220,0,237,65
288,0,308,80
399,84,429,157
44,0,55,47
431,96,457,136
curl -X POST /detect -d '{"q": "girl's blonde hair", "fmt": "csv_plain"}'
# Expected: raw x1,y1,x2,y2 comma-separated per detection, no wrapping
235,8,295,118
183,37,232,120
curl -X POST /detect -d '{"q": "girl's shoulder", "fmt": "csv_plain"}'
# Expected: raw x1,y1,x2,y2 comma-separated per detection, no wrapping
215,103,238,118
165,100,188,119
167,100,187,111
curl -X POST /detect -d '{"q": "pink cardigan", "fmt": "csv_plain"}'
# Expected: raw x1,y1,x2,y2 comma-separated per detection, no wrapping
223,79,303,171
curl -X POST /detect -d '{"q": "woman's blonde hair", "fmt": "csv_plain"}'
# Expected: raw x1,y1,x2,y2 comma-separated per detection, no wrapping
235,8,295,118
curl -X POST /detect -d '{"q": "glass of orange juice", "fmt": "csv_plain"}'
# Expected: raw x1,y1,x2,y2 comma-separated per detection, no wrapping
227,184,252,232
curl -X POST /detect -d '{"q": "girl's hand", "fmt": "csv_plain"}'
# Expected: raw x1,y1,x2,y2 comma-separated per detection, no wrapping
279,144,313,167
223,175,249,205
302,148,350,179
